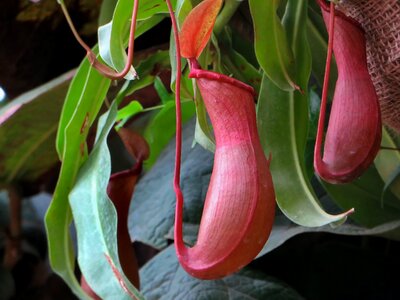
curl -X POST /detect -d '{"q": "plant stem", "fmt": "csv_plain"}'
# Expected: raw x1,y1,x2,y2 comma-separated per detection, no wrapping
214,0,241,35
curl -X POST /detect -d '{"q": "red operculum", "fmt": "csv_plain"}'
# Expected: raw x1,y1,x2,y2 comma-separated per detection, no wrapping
179,0,223,59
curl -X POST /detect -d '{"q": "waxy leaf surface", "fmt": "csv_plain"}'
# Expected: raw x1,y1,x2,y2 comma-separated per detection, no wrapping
140,246,304,300
69,102,143,300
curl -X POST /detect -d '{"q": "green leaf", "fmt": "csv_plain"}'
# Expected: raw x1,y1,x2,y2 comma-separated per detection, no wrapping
0,71,72,183
219,29,262,93
382,167,400,204
98,0,118,25
256,0,351,227
45,54,111,299
258,212,400,257
140,245,304,300
321,167,400,228
249,0,298,91
56,47,110,158
154,76,173,104
69,102,144,300
375,129,400,200
115,100,144,130
144,100,195,169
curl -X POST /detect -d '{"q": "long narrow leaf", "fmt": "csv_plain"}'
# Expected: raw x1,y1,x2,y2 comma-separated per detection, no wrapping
45,56,111,299
249,0,298,91
56,47,110,158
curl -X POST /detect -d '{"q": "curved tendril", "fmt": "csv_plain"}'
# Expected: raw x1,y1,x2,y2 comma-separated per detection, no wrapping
60,0,139,80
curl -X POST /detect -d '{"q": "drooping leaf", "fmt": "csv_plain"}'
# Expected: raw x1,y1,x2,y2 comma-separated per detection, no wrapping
256,0,352,227
0,71,73,183
249,0,298,91
140,245,304,300
56,47,110,158
69,102,143,300
45,53,111,299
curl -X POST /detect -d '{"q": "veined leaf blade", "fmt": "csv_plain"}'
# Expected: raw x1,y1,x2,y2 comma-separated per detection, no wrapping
45,55,111,299
69,102,144,300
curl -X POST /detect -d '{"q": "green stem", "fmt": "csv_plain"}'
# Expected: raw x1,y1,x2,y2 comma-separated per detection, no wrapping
214,0,241,35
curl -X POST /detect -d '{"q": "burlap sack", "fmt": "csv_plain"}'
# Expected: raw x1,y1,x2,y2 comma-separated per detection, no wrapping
337,0,400,133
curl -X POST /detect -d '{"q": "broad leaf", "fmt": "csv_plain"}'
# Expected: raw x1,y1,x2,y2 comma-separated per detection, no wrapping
256,0,351,227
140,245,304,300
0,71,73,183
69,102,143,300
45,54,111,299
